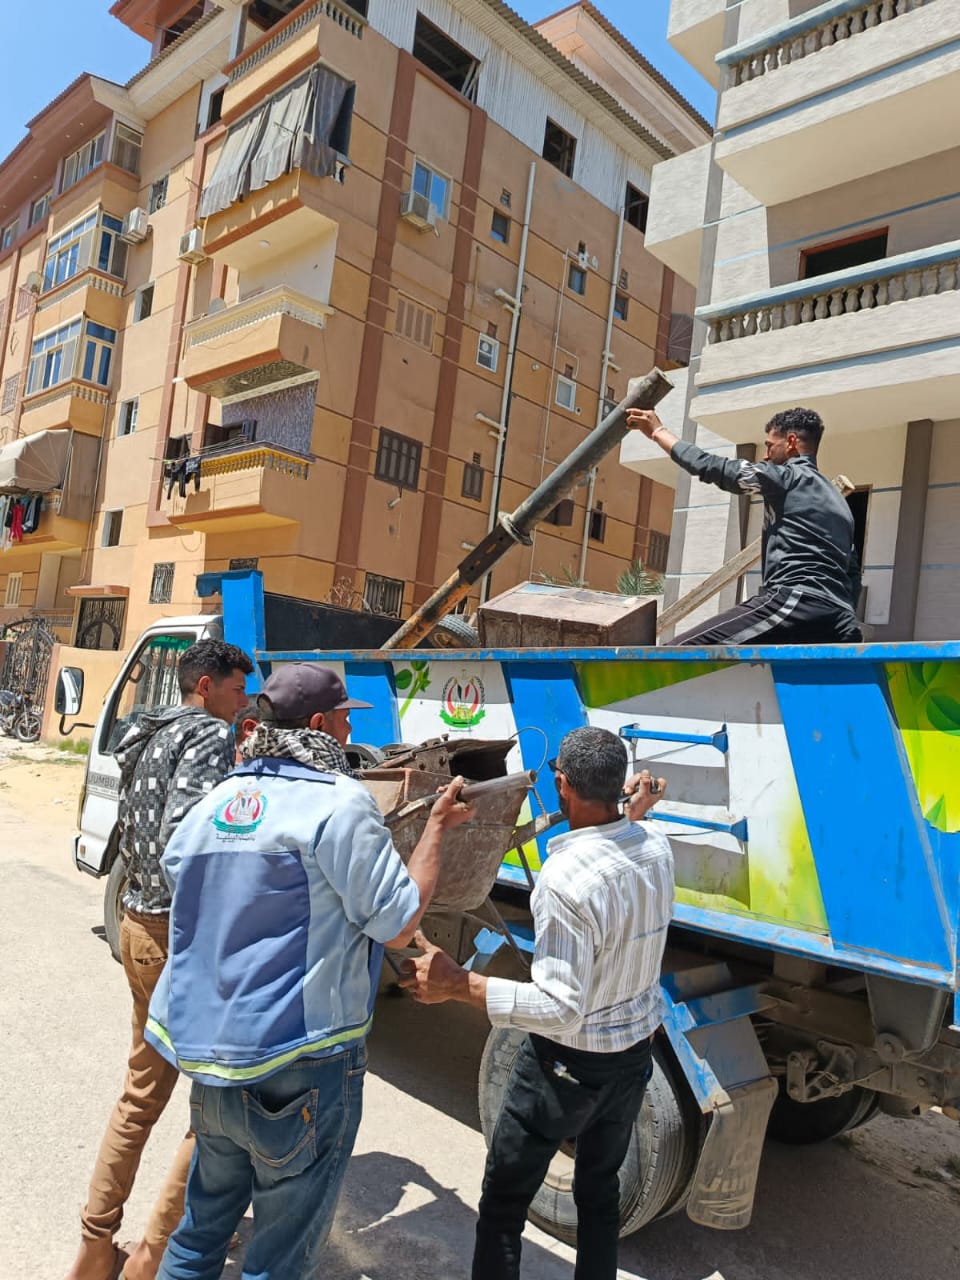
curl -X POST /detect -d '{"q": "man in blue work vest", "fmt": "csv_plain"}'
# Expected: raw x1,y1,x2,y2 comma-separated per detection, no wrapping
145,663,473,1279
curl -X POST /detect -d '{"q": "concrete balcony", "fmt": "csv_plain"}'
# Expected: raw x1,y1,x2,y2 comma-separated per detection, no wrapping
201,168,340,274
714,0,958,204
19,381,110,437
691,240,960,439
34,271,125,334
166,445,312,532
182,285,333,400
667,0,725,87
644,144,710,286
223,0,365,119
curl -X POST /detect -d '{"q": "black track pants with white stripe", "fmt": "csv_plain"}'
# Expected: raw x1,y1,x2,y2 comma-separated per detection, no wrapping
673,586,862,646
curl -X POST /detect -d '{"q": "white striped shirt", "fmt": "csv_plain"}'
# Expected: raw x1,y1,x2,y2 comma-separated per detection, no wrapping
485,818,674,1052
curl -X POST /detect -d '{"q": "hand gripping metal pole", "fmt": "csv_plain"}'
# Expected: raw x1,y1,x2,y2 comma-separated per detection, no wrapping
382,367,674,650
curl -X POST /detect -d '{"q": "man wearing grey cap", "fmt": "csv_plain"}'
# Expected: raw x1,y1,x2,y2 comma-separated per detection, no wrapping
145,663,472,1279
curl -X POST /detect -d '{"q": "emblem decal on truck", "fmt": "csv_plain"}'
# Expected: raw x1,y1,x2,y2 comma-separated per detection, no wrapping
440,675,486,728
213,782,267,835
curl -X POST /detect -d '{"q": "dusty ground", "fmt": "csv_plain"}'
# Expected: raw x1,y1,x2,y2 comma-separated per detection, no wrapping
1,734,958,1280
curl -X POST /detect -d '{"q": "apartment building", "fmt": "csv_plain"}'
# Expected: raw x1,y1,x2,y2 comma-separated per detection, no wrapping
0,0,708,719
624,0,960,640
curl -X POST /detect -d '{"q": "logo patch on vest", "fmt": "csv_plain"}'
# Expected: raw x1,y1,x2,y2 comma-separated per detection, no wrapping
213,781,268,835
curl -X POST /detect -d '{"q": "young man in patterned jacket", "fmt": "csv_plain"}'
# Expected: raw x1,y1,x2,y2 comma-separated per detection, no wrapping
66,639,253,1280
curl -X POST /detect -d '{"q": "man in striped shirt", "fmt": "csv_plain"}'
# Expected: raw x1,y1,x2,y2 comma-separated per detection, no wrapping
401,726,672,1280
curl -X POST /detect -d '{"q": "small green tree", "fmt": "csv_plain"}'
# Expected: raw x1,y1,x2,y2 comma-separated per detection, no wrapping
617,560,664,596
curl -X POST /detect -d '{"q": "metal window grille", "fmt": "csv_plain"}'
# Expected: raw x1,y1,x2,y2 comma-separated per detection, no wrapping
150,562,174,604
229,557,259,570
375,429,422,491
149,175,169,214
395,295,435,350
462,459,484,502
4,572,22,607
647,531,670,573
76,597,126,651
1,374,19,415
363,572,404,617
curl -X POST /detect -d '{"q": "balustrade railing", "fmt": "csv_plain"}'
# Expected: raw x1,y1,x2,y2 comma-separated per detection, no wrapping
699,242,960,345
722,0,932,86
229,0,364,84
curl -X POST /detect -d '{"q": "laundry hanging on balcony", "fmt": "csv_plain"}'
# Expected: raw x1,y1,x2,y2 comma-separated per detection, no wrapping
199,66,354,218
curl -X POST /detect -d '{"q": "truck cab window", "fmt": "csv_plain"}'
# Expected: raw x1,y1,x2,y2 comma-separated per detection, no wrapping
101,634,195,755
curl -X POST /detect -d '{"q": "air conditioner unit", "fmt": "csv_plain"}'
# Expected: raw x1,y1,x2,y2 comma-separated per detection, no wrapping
178,227,206,265
120,207,151,244
400,190,438,232
24,271,43,294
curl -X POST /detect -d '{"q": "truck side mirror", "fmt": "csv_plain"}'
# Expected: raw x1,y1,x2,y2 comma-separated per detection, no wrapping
55,667,84,717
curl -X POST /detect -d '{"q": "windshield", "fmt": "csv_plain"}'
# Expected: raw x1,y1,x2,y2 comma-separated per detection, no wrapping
101,634,196,755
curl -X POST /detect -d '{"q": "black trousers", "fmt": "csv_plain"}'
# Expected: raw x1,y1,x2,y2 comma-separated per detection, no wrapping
473,1032,653,1280
674,585,862,647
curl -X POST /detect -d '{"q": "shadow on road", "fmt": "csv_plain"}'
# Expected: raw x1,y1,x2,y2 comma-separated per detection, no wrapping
223,1151,574,1279
365,982,491,1133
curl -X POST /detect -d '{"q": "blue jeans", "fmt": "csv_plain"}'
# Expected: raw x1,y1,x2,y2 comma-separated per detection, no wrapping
158,1044,366,1280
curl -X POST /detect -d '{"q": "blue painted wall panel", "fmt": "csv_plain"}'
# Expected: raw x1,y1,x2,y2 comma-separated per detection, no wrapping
773,662,953,973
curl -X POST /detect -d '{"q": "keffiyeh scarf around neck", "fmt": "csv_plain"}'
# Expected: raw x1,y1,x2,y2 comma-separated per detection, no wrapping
240,722,357,778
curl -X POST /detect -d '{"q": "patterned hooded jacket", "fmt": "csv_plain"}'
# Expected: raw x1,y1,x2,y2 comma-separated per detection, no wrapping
116,705,235,914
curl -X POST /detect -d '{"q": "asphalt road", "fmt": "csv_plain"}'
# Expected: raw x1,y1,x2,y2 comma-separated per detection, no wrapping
1,741,958,1280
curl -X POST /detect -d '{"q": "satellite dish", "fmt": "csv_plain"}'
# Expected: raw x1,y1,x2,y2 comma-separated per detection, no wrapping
208,297,227,314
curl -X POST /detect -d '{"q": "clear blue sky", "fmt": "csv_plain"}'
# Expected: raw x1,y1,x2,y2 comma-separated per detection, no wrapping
0,1,714,163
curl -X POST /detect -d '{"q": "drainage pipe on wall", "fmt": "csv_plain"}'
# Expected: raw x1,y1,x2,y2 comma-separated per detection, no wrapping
481,160,536,602
578,209,626,587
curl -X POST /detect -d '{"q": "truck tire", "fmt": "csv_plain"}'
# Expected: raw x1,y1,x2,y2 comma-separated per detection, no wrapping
103,855,129,965
346,742,386,771
426,616,481,649
766,1082,878,1145
478,1028,700,1244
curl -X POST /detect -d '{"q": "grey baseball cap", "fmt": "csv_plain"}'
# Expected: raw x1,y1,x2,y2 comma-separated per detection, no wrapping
258,663,372,719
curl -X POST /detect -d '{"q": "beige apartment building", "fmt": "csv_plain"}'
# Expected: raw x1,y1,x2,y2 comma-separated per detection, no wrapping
0,0,708,720
623,0,960,640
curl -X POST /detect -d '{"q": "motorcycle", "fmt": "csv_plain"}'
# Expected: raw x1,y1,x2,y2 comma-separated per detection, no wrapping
0,689,42,743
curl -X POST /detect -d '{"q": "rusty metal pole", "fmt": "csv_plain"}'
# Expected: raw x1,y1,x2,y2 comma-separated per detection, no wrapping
382,367,673,650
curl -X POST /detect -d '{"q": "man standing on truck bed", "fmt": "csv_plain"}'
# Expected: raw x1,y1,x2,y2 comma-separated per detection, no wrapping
400,726,672,1280
626,405,862,645
66,639,253,1280
143,663,474,1279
